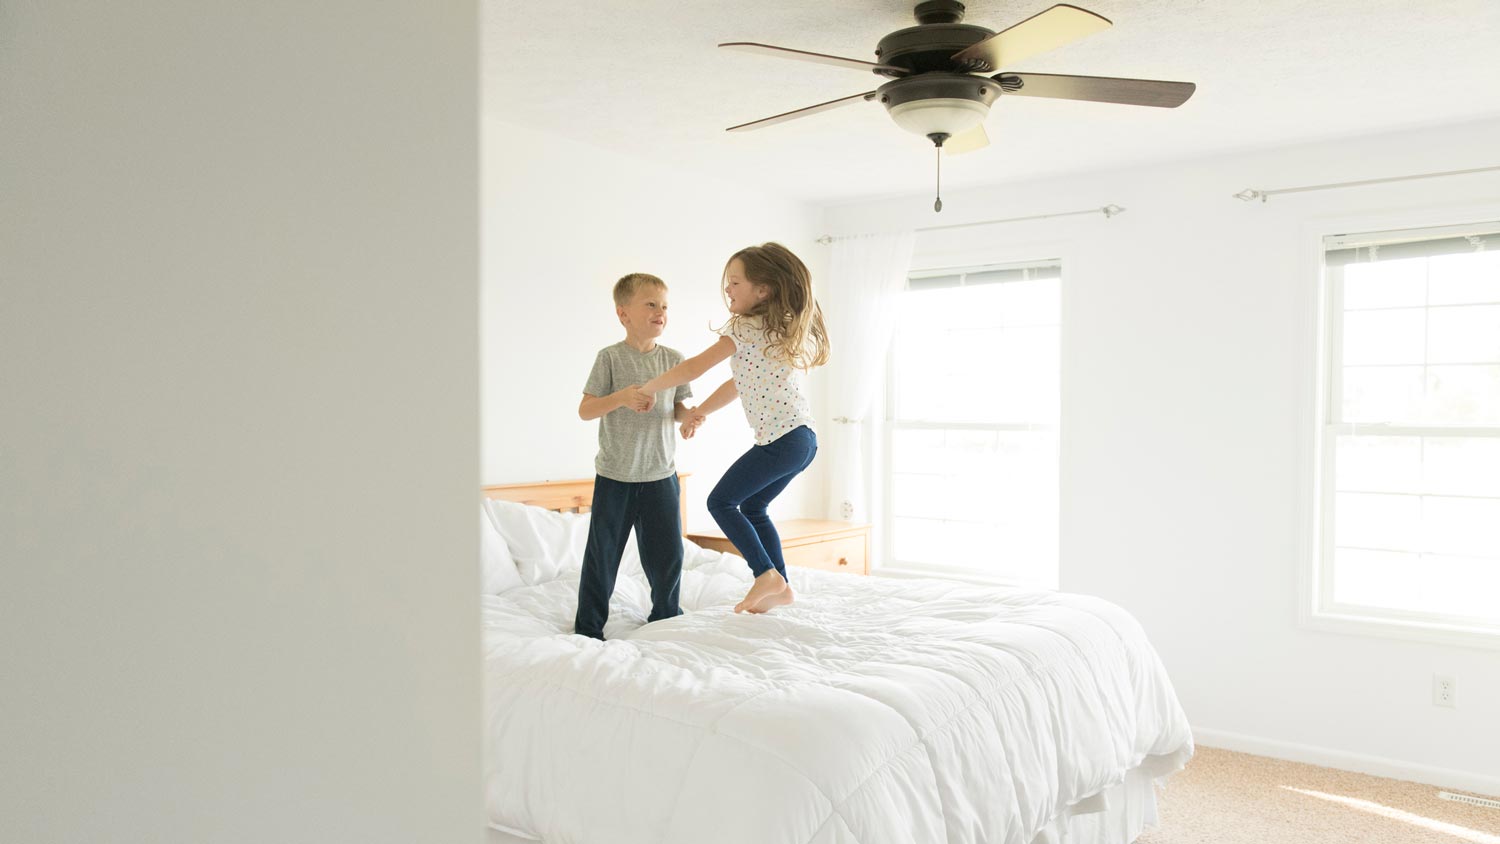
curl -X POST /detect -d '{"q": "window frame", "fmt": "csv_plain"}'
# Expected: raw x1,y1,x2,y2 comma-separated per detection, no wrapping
878,258,1062,589
1301,208,1500,650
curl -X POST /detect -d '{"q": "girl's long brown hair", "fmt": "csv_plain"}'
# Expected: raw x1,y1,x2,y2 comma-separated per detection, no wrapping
723,242,830,370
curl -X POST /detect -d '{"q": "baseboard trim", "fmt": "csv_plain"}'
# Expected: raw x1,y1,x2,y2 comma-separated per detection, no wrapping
1192,727,1500,798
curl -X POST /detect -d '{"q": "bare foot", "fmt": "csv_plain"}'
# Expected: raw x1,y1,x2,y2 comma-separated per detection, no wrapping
734,570,788,614
747,584,794,614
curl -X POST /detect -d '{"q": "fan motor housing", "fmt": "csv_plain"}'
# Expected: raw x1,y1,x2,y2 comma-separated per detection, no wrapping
876,72,1001,111
875,24,995,74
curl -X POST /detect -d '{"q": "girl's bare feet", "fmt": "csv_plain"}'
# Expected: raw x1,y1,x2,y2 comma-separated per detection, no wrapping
734,569,789,614
747,583,794,614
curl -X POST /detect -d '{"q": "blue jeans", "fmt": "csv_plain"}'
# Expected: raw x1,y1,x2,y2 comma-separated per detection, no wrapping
707,426,818,580
574,474,682,640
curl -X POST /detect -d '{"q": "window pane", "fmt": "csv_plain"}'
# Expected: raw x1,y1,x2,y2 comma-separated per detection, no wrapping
1342,308,1426,365
890,428,944,474
1427,305,1500,363
1332,547,1421,609
1418,555,1500,620
1428,251,1500,305
891,472,953,520
1423,437,1500,497
1341,366,1424,423
994,326,1060,424
893,282,1059,426
1334,548,1500,622
892,516,947,563
994,279,1061,326
994,430,1059,518
1424,365,1500,426
1334,492,1420,551
889,430,1058,528
1422,496,1500,558
1335,435,1422,493
1341,259,1426,309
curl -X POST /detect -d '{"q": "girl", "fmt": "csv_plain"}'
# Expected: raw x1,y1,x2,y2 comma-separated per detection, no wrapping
640,242,830,614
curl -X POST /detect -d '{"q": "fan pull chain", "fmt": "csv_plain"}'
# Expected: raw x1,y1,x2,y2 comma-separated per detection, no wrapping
934,144,943,212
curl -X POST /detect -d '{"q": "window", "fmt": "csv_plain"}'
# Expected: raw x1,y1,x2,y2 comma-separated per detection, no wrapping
1313,222,1500,641
883,261,1060,586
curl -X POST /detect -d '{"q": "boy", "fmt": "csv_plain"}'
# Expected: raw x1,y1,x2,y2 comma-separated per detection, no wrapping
574,273,694,640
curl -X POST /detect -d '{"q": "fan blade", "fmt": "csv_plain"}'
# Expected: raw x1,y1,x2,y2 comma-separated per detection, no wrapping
944,123,990,155
997,72,1195,107
951,4,1111,71
726,91,878,132
720,42,907,75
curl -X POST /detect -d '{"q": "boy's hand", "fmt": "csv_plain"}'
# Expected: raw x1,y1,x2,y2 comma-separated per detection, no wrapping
679,407,707,439
627,386,655,412
614,385,652,413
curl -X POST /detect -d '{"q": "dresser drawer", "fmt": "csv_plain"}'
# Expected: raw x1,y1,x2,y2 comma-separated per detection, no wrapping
783,534,867,575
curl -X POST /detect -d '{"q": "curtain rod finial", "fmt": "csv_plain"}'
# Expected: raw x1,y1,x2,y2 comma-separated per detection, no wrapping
1102,204,1124,218
1234,188,1265,202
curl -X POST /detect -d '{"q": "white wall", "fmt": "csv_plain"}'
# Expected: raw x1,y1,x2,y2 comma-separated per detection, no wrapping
823,117,1500,792
0,4,482,842
481,119,827,531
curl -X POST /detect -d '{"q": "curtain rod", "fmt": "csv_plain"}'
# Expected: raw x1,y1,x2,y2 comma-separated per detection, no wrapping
1234,165,1500,203
815,204,1124,244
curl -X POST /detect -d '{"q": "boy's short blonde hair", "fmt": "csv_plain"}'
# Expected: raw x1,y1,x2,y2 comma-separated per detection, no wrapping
613,272,667,307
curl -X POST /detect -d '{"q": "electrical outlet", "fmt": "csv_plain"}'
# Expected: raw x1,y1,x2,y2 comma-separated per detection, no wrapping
1433,675,1456,708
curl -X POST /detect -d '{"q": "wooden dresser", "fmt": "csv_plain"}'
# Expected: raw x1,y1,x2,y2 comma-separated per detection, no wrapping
686,519,870,576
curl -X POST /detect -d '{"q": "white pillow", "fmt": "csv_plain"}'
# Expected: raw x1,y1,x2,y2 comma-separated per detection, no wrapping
484,497,590,585
480,502,525,594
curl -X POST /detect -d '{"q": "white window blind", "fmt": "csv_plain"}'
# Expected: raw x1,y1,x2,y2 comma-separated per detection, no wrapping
883,260,1060,586
1314,221,1500,641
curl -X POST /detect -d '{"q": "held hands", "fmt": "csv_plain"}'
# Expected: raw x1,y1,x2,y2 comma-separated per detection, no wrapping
621,385,655,413
679,407,707,439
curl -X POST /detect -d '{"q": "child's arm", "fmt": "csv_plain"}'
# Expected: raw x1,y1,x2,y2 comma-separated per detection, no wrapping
694,378,738,416
677,380,736,440
641,336,735,395
578,385,651,421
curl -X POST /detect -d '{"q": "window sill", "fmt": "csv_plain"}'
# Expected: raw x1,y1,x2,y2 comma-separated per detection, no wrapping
1300,607,1500,652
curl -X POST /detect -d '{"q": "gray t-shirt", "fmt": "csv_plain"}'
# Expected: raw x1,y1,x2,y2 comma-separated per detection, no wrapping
583,341,692,483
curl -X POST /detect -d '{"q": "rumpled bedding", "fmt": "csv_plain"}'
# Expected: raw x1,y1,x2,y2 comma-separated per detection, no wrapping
481,543,1192,844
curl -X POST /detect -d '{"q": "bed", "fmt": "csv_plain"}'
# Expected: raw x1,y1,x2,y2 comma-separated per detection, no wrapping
480,477,1192,844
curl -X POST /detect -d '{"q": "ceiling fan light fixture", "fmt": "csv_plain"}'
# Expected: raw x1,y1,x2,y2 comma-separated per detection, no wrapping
887,97,990,138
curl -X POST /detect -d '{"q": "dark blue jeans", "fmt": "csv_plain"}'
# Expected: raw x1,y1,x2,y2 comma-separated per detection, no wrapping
707,426,818,581
574,474,682,640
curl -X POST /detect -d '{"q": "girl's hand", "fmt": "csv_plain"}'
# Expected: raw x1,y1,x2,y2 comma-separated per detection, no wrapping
679,407,707,438
618,385,655,412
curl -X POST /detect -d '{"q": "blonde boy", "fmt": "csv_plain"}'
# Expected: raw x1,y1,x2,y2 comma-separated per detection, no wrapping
574,273,693,639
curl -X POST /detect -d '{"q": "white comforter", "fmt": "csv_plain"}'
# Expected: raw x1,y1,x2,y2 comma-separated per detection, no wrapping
481,545,1192,844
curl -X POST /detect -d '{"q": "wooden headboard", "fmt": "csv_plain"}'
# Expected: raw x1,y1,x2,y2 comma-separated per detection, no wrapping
482,474,689,531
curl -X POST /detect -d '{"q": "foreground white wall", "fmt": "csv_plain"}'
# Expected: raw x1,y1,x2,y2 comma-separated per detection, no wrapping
0,3,482,842
481,119,826,530
825,117,1500,791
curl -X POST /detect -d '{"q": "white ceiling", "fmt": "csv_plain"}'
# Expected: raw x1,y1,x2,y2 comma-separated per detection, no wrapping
482,0,1500,204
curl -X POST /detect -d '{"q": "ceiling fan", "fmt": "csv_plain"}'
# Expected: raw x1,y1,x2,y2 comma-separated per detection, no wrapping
720,0,1196,209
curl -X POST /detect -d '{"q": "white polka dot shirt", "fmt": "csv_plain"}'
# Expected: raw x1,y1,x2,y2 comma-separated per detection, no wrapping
719,316,817,446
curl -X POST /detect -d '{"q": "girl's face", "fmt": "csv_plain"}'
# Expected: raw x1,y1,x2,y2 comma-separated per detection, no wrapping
724,259,770,315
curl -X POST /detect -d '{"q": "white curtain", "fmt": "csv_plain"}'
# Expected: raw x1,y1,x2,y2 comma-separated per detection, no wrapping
822,231,916,523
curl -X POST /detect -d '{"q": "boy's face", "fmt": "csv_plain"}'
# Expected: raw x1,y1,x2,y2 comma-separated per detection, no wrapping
617,285,668,337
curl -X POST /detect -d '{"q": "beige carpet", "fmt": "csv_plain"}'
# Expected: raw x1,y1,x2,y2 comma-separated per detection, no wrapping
1137,746,1500,844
